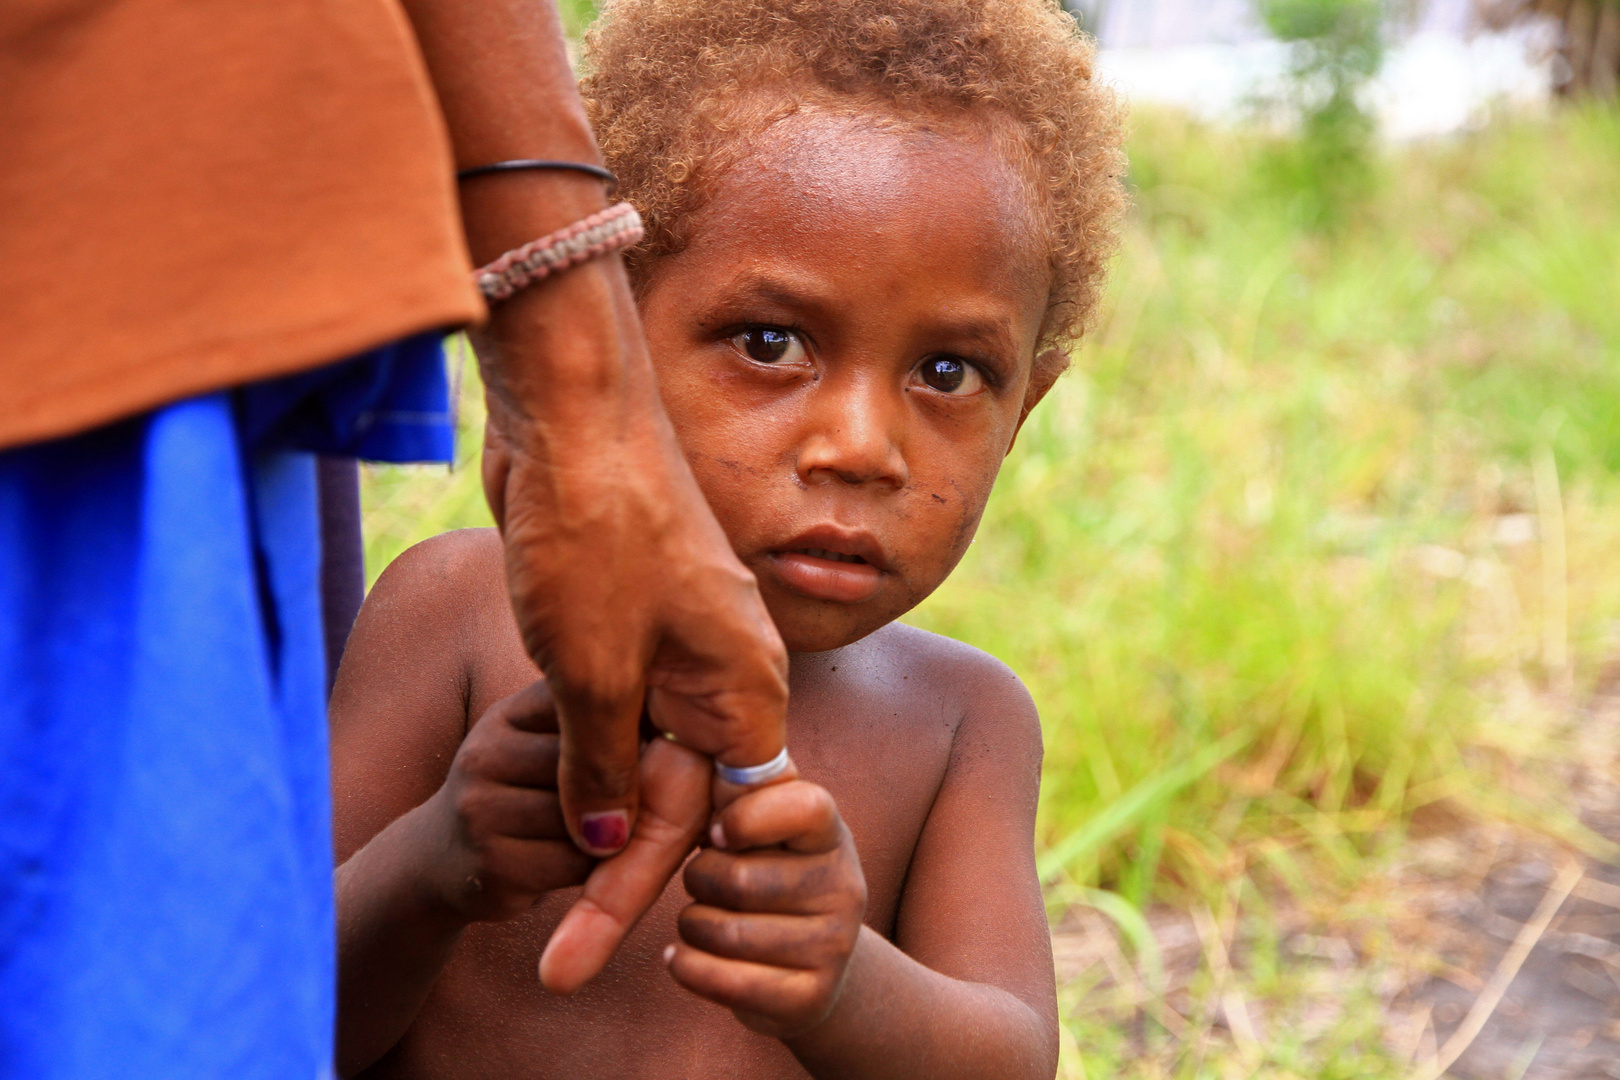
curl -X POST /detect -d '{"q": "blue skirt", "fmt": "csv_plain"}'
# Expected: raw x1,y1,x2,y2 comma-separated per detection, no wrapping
0,335,453,1078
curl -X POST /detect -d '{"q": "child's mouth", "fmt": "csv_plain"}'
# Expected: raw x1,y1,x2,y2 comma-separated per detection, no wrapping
796,547,867,565
766,536,886,604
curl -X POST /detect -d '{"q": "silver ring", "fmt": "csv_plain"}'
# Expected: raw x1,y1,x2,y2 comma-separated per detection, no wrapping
715,747,790,786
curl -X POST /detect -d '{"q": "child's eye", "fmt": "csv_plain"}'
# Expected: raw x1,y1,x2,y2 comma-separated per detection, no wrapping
729,327,805,365
916,356,985,395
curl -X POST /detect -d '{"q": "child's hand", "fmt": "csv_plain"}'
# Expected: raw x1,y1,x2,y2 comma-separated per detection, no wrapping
665,781,868,1039
421,682,592,921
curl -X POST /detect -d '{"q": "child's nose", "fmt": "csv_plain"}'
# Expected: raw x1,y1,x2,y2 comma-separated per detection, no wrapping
794,377,909,490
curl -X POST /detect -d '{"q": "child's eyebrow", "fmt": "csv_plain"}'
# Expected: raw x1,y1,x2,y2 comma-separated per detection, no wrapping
700,270,838,324
915,313,1023,358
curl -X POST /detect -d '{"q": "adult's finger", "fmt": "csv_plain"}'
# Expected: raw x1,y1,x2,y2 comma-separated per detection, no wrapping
538,737,711,993
551,676,646,855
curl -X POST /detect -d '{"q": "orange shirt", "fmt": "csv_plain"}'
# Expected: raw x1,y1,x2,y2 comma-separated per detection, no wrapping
0,0,484,450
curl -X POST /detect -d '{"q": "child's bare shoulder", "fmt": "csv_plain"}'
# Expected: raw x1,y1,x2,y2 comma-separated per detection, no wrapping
331,528,535,859
829,623,1043,794
334,527,527,728
366,526,506,615
865,622,1041,734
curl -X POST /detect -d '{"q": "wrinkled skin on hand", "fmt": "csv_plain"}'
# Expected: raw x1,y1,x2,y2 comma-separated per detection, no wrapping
537,735,715,992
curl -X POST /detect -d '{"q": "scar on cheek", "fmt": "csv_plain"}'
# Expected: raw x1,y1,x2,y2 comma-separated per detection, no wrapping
931,493,947,504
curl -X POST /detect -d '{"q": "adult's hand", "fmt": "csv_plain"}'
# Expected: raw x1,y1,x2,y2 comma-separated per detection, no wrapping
478,299,789,854
400,0,789,856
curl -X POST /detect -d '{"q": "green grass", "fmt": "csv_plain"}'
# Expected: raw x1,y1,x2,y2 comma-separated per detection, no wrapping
912,105,1620,900
362,104,1620,1074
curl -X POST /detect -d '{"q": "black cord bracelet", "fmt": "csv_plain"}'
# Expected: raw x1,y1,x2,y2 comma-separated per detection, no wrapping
455,159,617,187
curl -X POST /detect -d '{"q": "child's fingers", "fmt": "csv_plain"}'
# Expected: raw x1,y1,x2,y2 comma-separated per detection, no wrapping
457,730,560,789
538,738,712,994
711,780,842,853
476,836,594,899
494,679,560,734
663,942,832,1035
454,785,568,839
683,847,860,914
677,903,851,969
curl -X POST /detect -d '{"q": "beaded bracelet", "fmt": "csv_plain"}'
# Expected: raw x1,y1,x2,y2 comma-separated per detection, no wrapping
472,201,643,304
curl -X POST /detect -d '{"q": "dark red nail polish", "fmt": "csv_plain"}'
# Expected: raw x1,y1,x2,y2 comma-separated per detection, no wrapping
581,811,629,852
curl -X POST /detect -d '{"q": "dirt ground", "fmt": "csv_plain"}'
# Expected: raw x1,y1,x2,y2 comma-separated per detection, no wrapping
1053,683,1620,1077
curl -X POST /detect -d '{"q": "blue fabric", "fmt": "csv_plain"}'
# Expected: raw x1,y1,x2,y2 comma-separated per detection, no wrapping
0,335,453,1078
238,330,455,463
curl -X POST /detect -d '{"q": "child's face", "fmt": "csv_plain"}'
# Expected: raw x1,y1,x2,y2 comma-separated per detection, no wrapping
640,111,1054,652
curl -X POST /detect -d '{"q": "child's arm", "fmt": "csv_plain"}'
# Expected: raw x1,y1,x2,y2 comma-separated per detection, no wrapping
666,670,1057,1079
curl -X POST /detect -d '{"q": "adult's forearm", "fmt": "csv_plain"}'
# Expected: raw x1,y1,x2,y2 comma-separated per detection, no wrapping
399,0,655,417
334,805,471,1077
786,928,1058,1080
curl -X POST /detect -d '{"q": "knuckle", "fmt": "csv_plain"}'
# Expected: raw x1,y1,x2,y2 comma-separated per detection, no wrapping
715,917,748,954
456,739,498,777
557,676,642,722
722,858,756,901
683,852,726,900
547,644,646,711
452,785,491,828
753,634,790,684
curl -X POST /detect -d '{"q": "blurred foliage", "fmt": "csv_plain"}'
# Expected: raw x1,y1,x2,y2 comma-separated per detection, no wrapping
1253,0,1391,226
556,0,600,40
908,103,1620,910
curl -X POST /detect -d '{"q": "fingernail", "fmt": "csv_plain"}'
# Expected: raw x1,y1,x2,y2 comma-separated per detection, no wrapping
710,821,727,849
580,810,629,853
663,944,676,964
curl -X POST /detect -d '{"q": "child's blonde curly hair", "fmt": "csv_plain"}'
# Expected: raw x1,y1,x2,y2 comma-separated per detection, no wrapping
581,0,1125,356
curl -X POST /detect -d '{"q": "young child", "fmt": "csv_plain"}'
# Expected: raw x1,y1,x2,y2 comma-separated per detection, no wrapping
330,0,1122,1076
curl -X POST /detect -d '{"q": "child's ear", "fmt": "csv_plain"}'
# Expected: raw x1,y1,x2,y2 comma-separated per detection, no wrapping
1007,348,1068,456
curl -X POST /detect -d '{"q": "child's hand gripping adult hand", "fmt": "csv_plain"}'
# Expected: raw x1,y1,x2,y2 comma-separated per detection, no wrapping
664,780,868,1038
411,682,593,921
427,682,717,995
